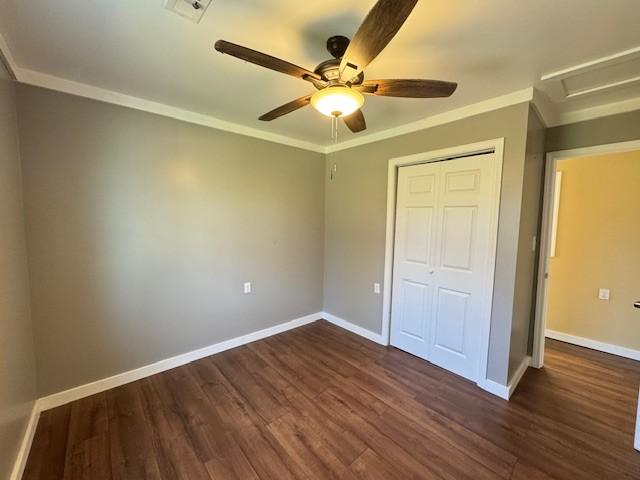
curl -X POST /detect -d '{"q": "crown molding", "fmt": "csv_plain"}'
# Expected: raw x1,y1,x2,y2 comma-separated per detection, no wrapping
530,88,558,127
14,64,540,154
5,22,640,151
15,68,327,154
9,62,640,151
0,31,18,80
549,96,640,127
324,88,535,153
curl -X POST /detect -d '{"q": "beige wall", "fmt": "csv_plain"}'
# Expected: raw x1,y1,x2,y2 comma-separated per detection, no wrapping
323,102,534,385
508,107,545,379
17,85,325,396
0,66,37,478
547,150,640,350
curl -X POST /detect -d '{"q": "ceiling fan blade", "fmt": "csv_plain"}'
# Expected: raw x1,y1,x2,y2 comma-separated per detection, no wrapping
215,40,324,85
343,109,367,133
259,95,312,121
339,0,418,82
360,79,458,98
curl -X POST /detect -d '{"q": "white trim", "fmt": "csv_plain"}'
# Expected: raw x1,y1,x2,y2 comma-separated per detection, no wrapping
532,140,640,368
321,309,517,401
321,312,386,345
11,62,639,151
2,36,638,151
17,67,534,154
635,388,640,451
537,45,640,127
551,96,640,127
37,312,321,411
507,356,530,398
549,171,562,258
15,68,326,154
381,138,505,392
9,402,39,480
546,330,640,362
0,31,18,80
530,88,557,127
326,89,533,153
541,46,640,82
566,75,640,100
476,356,530,400
476,378,509,400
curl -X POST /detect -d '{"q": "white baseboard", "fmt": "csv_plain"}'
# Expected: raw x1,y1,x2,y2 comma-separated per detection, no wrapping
321,312,387,345
476,356,530,400
38,312,322,412
318,312,527,401
477,378,509,399
546,329,640,361
508,356,531,398
9,401,39,480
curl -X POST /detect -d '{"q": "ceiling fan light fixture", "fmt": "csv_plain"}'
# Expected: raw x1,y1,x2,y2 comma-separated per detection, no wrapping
310,85,364,117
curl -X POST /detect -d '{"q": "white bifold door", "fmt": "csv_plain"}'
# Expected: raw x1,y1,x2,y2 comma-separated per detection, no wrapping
390,153,500,382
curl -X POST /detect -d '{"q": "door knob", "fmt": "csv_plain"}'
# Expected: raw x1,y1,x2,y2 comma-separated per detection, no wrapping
429,269,435,274
634,301,640,309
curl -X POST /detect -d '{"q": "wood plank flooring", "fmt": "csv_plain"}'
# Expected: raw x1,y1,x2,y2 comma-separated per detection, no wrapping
23,320,640,479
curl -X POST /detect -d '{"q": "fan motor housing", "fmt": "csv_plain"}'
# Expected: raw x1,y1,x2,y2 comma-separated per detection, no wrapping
312,36,365,88
314,59,364,87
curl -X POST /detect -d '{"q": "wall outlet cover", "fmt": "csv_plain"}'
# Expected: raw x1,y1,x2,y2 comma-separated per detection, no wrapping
598,288,610,301
243,282,251,294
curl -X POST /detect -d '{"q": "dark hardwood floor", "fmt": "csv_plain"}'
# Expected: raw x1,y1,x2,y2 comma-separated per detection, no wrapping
23,320,640,479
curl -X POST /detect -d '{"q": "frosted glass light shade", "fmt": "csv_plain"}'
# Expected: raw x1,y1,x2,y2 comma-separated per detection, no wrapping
311,86,364,117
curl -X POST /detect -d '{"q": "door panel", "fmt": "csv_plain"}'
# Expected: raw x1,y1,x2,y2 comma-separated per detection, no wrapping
440,206,476,271
434,287,470,355
398,280,431,340
405,207,433,264
390,153,499,382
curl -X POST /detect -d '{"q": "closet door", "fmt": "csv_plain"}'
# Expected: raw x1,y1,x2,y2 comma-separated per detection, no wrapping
390,162,440,361
390,153,498,382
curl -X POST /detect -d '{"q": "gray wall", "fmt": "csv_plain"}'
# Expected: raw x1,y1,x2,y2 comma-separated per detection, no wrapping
323,103,531,385
15,82,633,403
546,109,640,152
509,106,545,380
17,85,325,396
0,67,37,478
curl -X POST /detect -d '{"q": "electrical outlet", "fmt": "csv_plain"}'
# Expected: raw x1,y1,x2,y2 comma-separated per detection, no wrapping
598,288,610,301
373,282,381,294
244,282,251,294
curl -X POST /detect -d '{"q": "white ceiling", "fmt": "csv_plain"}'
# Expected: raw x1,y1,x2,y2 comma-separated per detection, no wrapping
0,0,639,146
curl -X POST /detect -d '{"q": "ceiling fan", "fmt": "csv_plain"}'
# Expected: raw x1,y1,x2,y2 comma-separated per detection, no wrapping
214,0,457,134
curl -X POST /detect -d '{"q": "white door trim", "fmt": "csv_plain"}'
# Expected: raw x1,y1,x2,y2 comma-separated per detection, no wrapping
381,138,505,389
531,139,640,368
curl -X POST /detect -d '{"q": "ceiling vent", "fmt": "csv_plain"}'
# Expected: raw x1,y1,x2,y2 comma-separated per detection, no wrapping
164,0,212,23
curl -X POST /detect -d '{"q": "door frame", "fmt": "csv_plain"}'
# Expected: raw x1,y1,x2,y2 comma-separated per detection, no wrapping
381,138,505,386
531,139,640,368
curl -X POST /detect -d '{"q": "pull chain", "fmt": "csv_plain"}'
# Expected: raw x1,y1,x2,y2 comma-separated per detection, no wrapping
329,115,339,181
331,115,339,145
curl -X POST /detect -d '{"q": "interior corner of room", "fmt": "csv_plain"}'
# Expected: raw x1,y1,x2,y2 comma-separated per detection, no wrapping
2,1,640,479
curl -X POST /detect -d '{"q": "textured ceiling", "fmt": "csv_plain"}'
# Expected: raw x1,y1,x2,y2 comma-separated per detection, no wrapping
0,0,639,145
